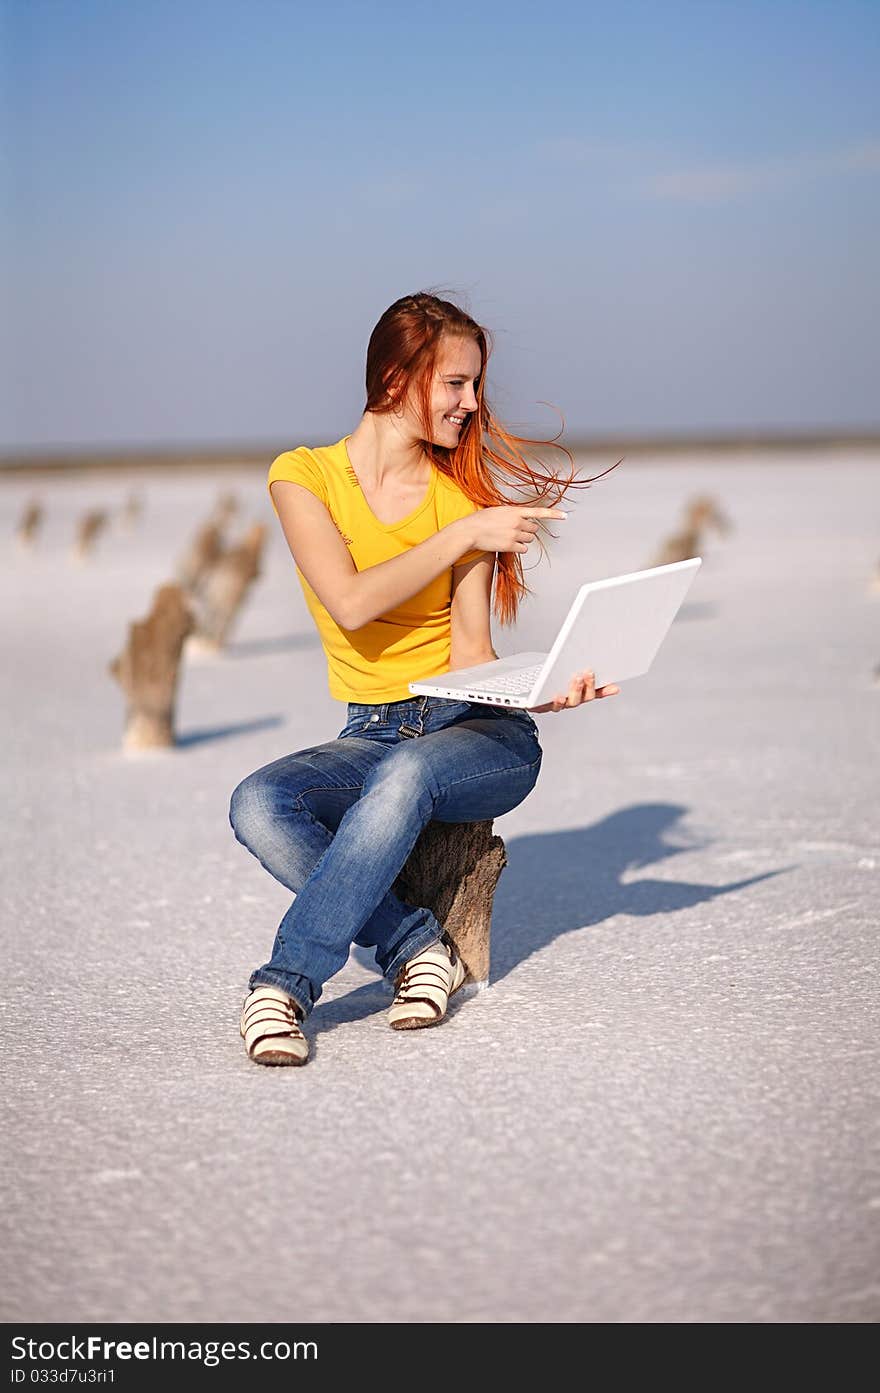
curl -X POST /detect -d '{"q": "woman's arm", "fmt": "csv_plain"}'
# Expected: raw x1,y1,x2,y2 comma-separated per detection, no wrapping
270,481,479,631
449,553,497,668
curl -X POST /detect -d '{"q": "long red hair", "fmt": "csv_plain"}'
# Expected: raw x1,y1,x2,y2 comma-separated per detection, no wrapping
363,289,621,625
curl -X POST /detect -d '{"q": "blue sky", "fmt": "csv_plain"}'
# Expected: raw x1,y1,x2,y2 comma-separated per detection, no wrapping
4,0,879,451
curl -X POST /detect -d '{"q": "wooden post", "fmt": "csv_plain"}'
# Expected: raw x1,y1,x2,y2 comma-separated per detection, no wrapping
121,492,144,531
392,820,507,986
211,491,239,528
650,492,730,567
73,509,108,559
176,520,226,593
686,493,731,537
108,584,194,750
16,501,43,547
188,522,267,652
651,524,702,567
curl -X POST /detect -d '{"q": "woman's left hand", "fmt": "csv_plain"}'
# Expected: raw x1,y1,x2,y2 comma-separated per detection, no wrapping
528,669,620,714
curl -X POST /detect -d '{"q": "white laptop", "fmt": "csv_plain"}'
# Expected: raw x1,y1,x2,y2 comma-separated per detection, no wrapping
409,558,702,708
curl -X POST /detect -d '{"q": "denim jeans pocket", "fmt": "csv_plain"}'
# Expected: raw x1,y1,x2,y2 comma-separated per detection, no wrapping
511,707,540,734
338,712,387,739
482,703,540,734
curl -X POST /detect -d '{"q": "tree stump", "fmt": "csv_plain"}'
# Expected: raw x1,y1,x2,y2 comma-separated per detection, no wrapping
177,520,226,593
188,522,267,653
651,524,702,567
650,493,730,567
16,501,43,546
686,493,731,537
121,491,144,531
392,820,508,985
211,491,239,527
73,509,109,559
108,584,194,750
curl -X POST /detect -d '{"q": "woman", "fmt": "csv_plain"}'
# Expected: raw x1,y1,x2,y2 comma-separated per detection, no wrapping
230,291,620,1066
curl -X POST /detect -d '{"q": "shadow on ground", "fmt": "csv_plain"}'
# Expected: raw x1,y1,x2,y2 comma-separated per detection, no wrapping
177,715,286,747
314,801,786,1030
487,802,781,983
676,600,717,621
225,632,322,659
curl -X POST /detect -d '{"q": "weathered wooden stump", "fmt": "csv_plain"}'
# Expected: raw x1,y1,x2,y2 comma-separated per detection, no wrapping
650,493,730,567
188,522,267,652
73,509,109,559
687,493,731,537
651,524,701,567
392,820,508,985
211,491,239,527
177,520,226,593
121,491,144,531
16,501,43,546
109,584,194,750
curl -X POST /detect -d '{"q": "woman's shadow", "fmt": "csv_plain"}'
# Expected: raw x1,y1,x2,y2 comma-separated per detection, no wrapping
487,801,781,983
316,801,784,1027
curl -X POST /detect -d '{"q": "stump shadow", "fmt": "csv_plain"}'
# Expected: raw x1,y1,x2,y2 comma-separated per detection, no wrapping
225,632,321,659
676,600,717,621
487,801,785,985
176,715,285,747
313,800,787,1030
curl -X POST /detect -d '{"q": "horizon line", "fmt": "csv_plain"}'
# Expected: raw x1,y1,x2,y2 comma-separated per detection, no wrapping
2,426,879,474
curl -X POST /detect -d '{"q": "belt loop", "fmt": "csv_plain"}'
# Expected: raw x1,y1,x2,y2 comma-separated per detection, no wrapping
380,703,388,722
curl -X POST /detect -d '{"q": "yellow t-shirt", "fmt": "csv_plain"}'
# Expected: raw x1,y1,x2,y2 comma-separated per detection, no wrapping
267,435,487,703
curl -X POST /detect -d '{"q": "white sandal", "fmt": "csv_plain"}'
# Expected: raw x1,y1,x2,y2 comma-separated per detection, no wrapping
388,939,467,1030
240,986,309,1065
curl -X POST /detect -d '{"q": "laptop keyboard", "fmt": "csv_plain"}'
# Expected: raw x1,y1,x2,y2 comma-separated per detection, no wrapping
462,663,545,695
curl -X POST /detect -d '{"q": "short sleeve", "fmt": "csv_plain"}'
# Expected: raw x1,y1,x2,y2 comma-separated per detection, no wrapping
267,447,329,518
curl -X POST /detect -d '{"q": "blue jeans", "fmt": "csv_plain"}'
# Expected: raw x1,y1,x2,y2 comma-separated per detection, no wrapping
229,695,543,1019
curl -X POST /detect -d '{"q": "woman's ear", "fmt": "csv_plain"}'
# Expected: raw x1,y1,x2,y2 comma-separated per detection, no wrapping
381,371,406,417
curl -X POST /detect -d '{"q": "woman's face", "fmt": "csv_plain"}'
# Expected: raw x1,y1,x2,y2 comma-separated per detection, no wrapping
404,335,483,446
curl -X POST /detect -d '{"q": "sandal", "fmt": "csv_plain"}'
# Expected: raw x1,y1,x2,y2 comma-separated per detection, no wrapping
240,985,309,1065
388,939,467,1030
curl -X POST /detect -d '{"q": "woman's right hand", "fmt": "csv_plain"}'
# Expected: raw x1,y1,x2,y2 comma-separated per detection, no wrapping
466,505,567,554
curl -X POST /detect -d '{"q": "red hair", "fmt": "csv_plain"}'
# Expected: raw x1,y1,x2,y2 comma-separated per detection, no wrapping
363,289,621,625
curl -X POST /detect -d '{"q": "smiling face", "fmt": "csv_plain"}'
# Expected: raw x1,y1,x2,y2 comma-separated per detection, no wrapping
402,334,483,447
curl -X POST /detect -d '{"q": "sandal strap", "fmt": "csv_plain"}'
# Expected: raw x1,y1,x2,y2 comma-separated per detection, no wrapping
245,1006,304,1034
241,990,305,1051
388,940,466,1030
396,965,450,994
394,969,452,1015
